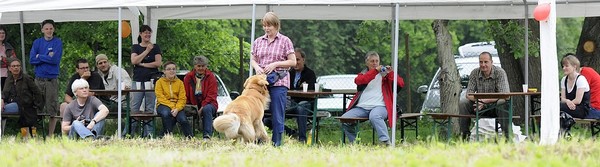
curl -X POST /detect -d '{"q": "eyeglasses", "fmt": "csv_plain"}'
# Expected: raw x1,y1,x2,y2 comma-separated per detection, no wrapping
78,67,89,70
10,64,21,68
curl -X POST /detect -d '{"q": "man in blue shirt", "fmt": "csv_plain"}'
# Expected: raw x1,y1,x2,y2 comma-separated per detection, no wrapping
29,19,63,137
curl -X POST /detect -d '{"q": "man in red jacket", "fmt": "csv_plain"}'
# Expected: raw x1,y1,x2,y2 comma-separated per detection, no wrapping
184,56,218,140
341,51,405,145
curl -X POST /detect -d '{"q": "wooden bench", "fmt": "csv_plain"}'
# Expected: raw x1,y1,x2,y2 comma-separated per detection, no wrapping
531,115,600,137
1,112,49,139
427,113,521,140
335,113,422,144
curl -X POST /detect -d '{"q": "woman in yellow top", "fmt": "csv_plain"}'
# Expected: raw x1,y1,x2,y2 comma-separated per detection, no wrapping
155,61,191,138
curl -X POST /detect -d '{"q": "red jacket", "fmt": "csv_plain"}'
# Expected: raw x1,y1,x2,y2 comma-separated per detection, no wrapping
347,69,405,126
183,70,218,110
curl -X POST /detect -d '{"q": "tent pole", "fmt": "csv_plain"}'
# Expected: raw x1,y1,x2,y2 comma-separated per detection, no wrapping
391,3,400,148
117,7,123,139
249,4,256,76
523,0,530,138
19,11,26,72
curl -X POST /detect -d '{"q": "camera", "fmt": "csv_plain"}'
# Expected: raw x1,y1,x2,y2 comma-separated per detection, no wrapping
77,115,91,126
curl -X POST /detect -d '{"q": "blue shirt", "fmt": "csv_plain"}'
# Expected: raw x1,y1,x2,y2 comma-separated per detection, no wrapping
29,37,63,79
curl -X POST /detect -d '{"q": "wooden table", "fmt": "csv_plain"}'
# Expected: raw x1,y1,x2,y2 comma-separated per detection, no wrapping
287,89,356,145
468,92,541,141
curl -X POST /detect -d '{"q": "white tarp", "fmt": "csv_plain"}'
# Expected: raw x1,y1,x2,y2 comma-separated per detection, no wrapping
2,0,600,22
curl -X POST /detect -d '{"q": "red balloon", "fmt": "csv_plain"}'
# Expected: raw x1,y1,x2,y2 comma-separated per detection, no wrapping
533,3,551,21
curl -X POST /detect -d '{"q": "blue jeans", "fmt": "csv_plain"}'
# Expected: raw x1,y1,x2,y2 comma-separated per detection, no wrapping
199,104,217,138
586,108,600,119
157,104,192,138
341,106,389,143
269,86,288,146
288,101,310,142
68,117,106,139
4,102,19,113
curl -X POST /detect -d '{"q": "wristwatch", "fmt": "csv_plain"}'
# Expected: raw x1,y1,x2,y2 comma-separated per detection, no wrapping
92,120,97,124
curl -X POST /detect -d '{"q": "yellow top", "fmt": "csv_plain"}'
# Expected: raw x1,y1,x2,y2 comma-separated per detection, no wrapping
155,76,187,111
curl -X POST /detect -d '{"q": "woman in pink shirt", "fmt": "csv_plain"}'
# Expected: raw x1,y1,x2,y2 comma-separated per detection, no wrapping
250,12,296,146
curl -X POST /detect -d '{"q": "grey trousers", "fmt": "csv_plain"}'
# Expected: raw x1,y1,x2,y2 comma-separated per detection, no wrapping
458,98,510,139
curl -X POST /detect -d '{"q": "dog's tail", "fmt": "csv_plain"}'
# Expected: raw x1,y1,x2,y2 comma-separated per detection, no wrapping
213,114,240,139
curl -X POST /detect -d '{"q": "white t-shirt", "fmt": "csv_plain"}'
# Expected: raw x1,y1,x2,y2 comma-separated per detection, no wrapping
356,73,386,110
560,73,590,93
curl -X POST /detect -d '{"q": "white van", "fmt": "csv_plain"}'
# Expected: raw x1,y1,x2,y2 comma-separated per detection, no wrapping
417,42,500,113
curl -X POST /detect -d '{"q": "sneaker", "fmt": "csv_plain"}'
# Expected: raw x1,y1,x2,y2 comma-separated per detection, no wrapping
380,140,391,146
202,137,210,142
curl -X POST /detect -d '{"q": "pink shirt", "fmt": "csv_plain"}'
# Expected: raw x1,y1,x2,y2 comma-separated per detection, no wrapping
252,33,294,88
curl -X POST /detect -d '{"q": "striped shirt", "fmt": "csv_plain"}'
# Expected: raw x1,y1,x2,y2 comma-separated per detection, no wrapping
252,33,295,88
466,65,510,94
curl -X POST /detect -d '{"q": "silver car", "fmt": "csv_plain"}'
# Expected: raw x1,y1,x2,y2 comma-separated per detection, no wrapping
417,42,500,113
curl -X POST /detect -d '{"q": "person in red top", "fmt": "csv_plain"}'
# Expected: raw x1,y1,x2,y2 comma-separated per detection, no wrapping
341,51,405,145
568,53,600,119
183,55,218,140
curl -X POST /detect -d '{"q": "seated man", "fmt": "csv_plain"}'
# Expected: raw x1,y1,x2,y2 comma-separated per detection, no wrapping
281,48,316,142
459,51,510,140
340,51,404,145
571,53,600,119
57,58,105,135
183,56,218,140
61,79,109,139
95,54,132,111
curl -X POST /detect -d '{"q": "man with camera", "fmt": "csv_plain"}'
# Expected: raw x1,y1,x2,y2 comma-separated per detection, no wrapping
61,79,109,139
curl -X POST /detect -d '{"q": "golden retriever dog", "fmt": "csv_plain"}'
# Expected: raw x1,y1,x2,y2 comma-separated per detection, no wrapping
213,74,270,143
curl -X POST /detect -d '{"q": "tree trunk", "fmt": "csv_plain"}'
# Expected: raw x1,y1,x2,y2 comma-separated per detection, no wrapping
576,17,600,70
432,20,462,135
489,19,542,125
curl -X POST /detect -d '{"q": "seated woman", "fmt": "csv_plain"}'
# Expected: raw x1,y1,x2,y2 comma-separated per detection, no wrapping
155,61,192,138
560,55,590,119
1,58,44,139
183,56,218,140
340,51,404,145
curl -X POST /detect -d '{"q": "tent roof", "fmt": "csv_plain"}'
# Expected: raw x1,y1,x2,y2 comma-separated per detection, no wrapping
1,0,600,24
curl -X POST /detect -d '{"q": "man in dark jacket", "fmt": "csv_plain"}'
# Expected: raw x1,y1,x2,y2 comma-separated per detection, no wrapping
265,48,316,143
1,58,44,139
183,55,218,140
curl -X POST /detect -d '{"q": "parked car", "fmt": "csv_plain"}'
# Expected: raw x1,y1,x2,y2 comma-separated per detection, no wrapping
176,70,234,113
316,74,357,113
417,42,500,113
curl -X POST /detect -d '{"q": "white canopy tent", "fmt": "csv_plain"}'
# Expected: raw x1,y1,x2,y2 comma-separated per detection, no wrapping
0,0,597,144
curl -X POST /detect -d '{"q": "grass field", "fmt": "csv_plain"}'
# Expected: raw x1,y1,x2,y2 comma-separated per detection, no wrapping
3,116,600,166
1,135,600,166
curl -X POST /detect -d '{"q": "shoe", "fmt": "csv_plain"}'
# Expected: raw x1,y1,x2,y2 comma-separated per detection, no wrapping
380,140,391,146
203,136,210,142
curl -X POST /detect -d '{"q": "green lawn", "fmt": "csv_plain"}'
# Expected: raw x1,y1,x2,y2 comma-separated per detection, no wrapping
1,135,600,166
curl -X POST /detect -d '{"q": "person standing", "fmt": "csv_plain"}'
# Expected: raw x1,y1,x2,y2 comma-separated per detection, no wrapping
128,25,162,137
0,25,17,88
250,12,296,146
183,56,218,140
29,19,63,137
